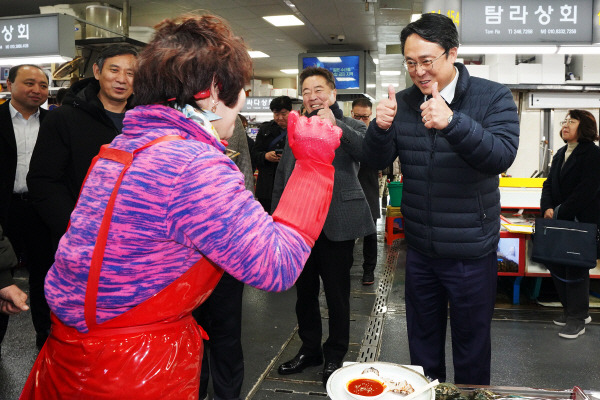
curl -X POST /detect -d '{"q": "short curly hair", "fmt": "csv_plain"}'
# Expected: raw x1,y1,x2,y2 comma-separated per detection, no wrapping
560,109,599,143
134,14,252,108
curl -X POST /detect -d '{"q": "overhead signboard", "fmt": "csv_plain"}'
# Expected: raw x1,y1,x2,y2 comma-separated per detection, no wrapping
242,97,273,113
461,0,593,45
0,14,75,58
423,0,461,32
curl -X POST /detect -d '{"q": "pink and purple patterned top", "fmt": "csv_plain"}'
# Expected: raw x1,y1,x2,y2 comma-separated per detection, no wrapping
45,105,310,333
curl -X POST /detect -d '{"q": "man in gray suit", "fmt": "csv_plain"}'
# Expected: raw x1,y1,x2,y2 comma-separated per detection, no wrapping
272,67,375,386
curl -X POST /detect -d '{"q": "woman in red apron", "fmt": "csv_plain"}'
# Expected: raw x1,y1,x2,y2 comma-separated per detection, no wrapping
21,14,341,400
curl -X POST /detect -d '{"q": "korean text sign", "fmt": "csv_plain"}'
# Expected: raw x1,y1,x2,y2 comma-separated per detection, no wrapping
461,0,593,44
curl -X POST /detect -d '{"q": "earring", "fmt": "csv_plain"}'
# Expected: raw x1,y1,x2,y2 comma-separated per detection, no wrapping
211,100,219,113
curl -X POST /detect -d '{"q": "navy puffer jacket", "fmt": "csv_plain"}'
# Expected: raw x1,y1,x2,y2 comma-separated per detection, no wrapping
364,63,519,259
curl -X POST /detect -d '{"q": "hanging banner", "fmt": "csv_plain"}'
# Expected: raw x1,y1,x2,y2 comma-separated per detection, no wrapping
461,0,593,45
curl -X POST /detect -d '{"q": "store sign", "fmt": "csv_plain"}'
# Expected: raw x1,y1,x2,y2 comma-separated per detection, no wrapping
593,0,600,44
461,0,593,44
0,14,75,57
423,0,461,28
242,97,273,113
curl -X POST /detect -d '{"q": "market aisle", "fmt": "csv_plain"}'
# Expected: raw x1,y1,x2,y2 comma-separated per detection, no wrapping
1,217,600,399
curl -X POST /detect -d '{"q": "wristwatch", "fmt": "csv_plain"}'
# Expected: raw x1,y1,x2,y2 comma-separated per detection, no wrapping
447,113,453,124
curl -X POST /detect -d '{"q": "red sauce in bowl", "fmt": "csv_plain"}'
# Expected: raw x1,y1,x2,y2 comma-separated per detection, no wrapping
347,378,386,396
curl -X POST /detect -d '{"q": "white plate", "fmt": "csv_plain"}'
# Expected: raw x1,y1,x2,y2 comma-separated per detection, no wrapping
326,362,435,400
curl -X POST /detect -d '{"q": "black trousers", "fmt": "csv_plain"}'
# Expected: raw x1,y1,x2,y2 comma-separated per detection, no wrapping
549,264,590,322
295,232,355,363
405,248,497,385
362,219,378,272
193,272,245,400
0,196,53,344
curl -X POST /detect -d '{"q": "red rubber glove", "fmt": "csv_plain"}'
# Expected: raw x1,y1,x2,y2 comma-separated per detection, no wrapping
273,111,342,246
287,111,342,163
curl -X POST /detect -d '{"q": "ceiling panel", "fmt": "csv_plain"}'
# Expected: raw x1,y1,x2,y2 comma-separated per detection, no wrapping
0,0,427,98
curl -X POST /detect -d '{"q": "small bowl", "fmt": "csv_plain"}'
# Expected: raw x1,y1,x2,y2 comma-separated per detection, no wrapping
344,372,389,399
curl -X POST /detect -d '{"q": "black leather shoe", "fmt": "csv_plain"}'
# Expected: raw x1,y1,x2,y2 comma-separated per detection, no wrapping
322,361,342,387
278,353,323,375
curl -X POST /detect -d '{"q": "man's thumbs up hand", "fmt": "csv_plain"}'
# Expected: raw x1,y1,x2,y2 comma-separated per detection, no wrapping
375,84,397,131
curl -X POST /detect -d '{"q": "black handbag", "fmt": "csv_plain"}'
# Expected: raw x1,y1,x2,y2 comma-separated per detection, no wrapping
531,218,599,269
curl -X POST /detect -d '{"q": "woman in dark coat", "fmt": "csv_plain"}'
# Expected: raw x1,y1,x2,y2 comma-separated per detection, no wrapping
540,109,600,339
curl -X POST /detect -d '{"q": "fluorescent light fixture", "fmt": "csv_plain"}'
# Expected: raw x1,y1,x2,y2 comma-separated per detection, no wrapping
380,70,402,76
411,13,421,22
336,77,356,82
263,15,304,27
248,51,270,58
317,57,342,63
372,58,379,64
280,69,299,74
557,46,600,54
458,45,558,55
0,55,72,66
366,83,377,88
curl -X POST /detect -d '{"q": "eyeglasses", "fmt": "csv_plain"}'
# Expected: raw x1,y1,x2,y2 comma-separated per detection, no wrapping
560,119,578,126
403,51,448,72
352,112,371,121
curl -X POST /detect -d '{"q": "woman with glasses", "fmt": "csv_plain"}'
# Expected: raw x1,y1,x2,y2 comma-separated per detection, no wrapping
540,109,600,339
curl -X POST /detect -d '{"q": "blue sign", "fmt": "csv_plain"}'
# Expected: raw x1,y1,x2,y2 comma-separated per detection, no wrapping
302,55,360,90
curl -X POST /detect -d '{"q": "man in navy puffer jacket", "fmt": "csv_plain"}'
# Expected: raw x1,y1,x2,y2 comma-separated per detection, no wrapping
363,13,519,385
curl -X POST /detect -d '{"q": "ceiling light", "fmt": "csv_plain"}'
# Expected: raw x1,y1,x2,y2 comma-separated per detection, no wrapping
248,51,270,58
366,83,376,88
317,57,342,63
380,70,402,76
281,69,299,74
0,55,72,66
263,15,304,27
381,83,400,87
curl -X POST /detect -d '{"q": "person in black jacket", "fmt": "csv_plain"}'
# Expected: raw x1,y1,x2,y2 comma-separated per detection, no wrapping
25,45,137,349
28,44,137,251
540,109,600,340
364,14,519,385
251,96,292,213
0,64,52,351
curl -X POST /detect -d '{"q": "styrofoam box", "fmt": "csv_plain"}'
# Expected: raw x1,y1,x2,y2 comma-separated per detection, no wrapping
539,54,565,84
571,55,600,83
485,54,516,67
517,63,543,84
465,65,490,80
489,64,518,84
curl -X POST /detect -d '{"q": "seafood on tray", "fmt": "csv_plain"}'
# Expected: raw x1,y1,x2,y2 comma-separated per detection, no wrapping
360,367,416,395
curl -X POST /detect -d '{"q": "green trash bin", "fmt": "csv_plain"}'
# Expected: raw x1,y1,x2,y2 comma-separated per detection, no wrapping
388,181,403,207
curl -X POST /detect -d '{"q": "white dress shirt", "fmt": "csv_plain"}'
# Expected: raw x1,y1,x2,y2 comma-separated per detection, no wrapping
9,101,41,194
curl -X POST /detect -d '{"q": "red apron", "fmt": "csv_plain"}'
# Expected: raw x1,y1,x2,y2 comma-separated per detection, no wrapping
20,136,224,400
